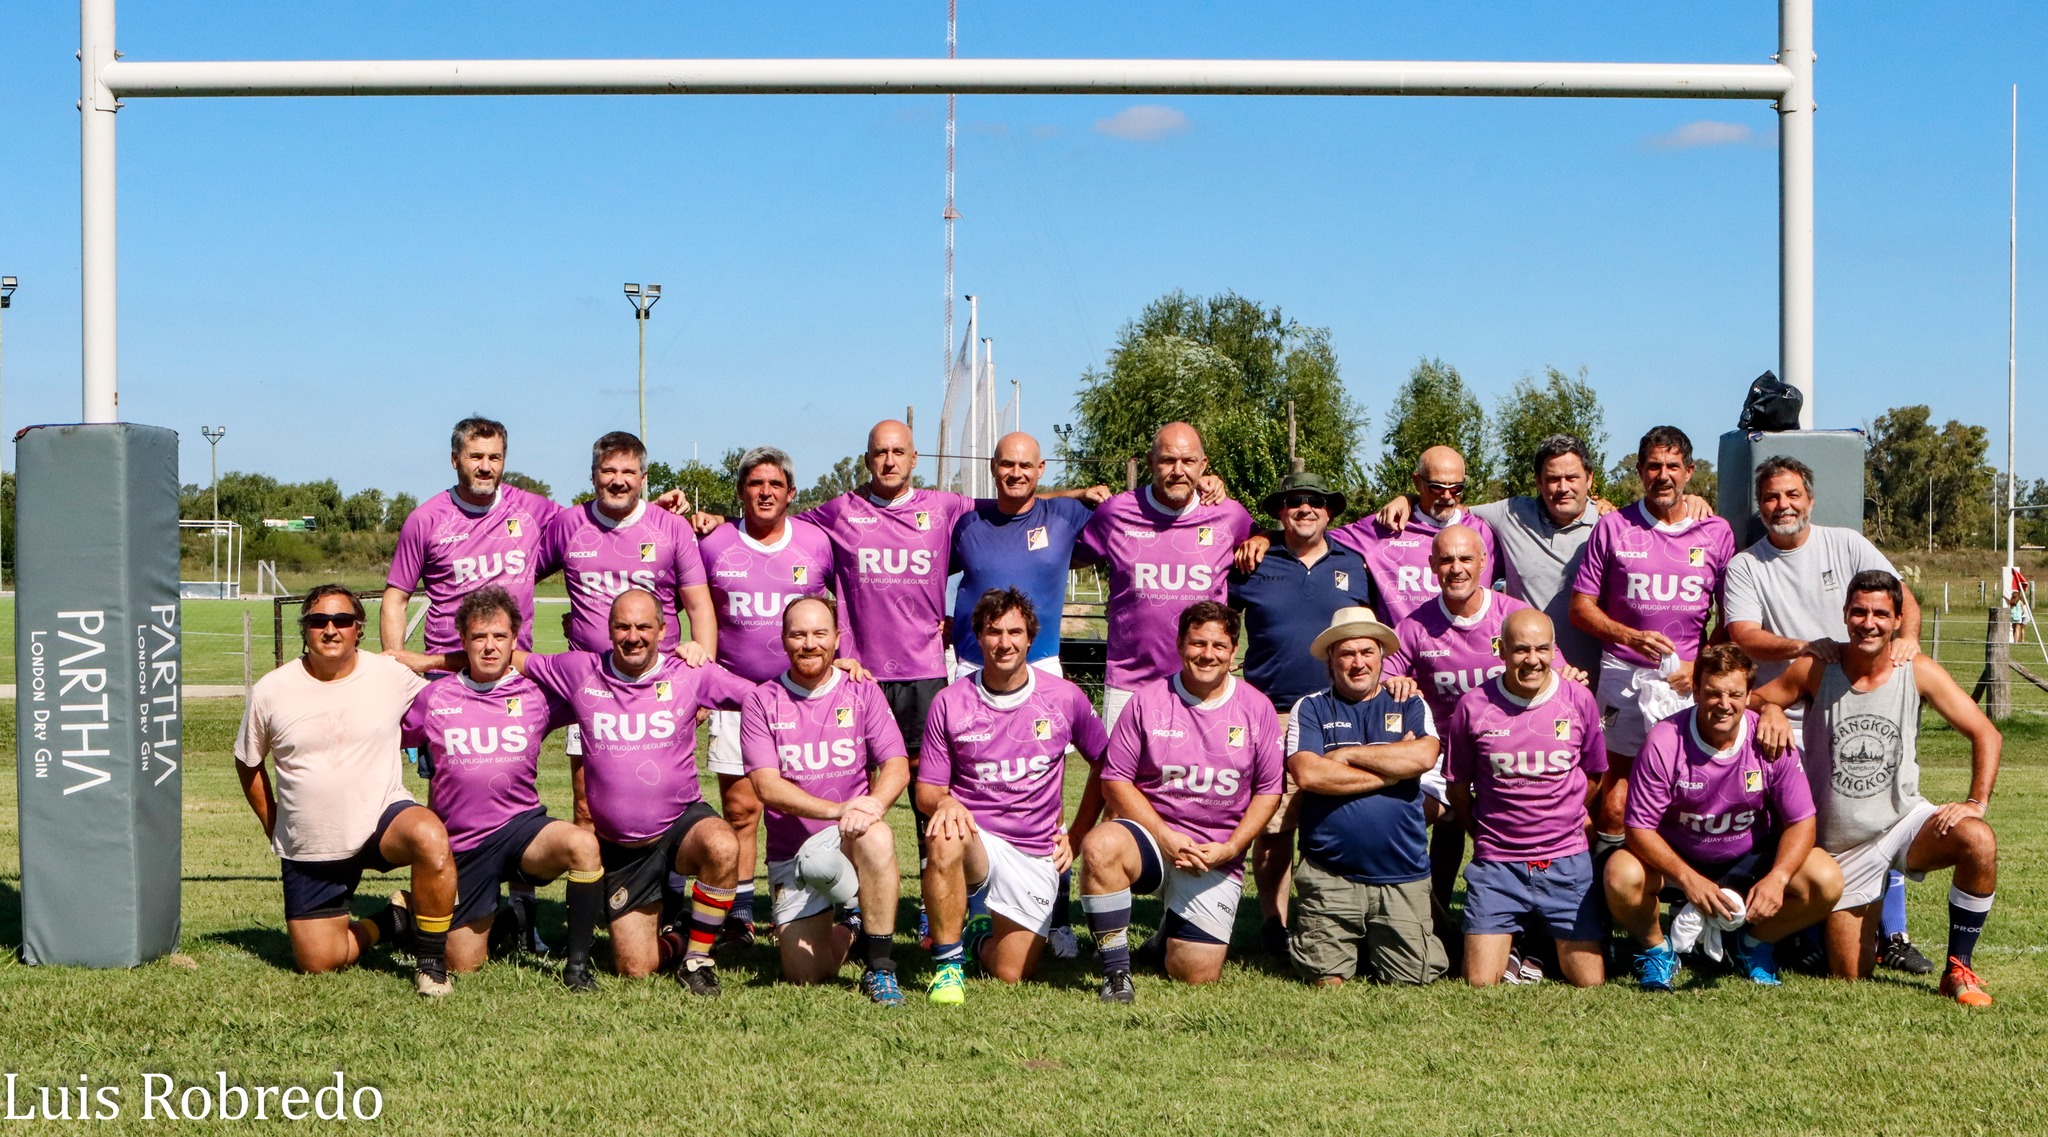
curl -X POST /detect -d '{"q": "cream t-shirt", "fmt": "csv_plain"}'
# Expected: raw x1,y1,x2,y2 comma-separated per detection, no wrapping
235,651,429,861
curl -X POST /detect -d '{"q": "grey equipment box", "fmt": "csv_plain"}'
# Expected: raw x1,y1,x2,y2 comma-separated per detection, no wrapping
1716,428,1867,547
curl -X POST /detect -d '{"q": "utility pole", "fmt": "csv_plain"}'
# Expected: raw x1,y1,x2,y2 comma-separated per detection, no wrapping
0,275,15,586
202,425,226,587
623,282,661,447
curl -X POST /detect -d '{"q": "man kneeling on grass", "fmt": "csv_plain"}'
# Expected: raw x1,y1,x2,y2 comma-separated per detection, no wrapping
741,596,911,1006
236,584,456,996
1080,601,1283,1002
1605,644,1842,991
400,586,607,992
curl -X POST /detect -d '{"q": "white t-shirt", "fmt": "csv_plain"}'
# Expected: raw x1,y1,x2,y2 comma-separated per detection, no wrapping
235,651,429,861
1721,524,1899,690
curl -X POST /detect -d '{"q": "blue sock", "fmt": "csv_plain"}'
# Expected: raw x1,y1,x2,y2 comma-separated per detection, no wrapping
1054,869,1074,929
1082,889,1134,973
1947,886,1993,967
967,880,990,921
931,939,964,965
1879,870,1908,939
730,881,756,926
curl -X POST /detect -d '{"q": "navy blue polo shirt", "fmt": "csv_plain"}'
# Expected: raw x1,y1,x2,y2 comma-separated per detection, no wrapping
950,495,1094,666
1290,686,1433,885
1228,540,1378,711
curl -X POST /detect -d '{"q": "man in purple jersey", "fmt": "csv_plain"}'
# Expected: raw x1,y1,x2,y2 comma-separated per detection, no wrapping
1075,422,1256,733
918,589,1111,1004
1570,425,1735,847
1444,609,1609,988
400,587,607,992
1606,645,1841,991
409,589,754,996
1081,601,1283,1001
742,596,910,1005
697,446,839,945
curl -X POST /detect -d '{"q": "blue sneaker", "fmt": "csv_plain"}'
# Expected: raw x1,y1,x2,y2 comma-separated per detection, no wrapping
1635,942,1679,992
1742,936,1782,987
860,967,906,1007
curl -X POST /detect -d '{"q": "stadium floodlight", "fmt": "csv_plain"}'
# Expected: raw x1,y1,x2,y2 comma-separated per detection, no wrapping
623,281,662,447
0,277,16,309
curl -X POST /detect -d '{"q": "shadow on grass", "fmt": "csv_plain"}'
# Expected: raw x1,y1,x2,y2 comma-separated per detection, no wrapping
0,876,19,955
198,889,415,976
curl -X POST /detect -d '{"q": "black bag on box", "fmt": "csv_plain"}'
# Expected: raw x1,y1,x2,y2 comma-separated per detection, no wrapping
1738,370,1803,432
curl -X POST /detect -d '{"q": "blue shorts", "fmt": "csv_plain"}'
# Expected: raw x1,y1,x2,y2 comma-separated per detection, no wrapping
279,800,413,921
451,807,556,929
1655,837,1781,906
1462,852,1601,942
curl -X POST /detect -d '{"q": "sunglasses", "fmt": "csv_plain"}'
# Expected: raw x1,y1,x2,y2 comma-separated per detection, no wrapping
301,613,360,630
1425,481,1467,497
1280,493,1329,510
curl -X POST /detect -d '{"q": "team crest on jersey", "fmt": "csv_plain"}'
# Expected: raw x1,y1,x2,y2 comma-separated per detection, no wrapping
639,542,658,563
1333,570,1350,591
1226,725,1245,748
915,511,932,531
1383,713,1403,732
504,696,523,717
1027,525,1049,552
1821,569,1838,588
1687,546,1705,567
1490,635,1502,656
835,707,854,729
1197,526,1214,546
506,518,523,537
1033,718,1052,741
654,681,673,702
792,565,809,585
1554,718,1571,741
1746,769,1764,793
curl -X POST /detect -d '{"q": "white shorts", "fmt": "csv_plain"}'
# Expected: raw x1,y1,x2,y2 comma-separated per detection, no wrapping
1831,801,1937,910
1122,821,1244,944
949,655,1065,683
1597,656,1691,759
974,830,1061,939
706,709,744,777
1103,685,1136,734
766,826,860,927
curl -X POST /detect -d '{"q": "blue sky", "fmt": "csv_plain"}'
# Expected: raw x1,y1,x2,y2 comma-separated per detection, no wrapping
0,2,2042,501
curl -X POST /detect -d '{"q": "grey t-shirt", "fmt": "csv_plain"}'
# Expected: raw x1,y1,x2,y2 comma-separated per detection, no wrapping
1469,495,1602,672
1721,524,1899,692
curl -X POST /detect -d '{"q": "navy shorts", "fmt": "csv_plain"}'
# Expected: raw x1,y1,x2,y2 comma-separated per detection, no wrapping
1122,818,1227,946
1655,838,1781,906
598,800,723,920
1462,852,1602,942
881,678,946,756
451,807,556,929
279,800,413,921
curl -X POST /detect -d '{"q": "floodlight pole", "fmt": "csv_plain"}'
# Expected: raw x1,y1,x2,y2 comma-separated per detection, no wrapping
81,0,118,424
201,425,225,585
1778,0,1815,428
623,282,661,447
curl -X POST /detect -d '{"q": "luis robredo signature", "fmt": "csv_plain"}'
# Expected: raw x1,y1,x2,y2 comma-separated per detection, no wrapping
4,1072,383,1122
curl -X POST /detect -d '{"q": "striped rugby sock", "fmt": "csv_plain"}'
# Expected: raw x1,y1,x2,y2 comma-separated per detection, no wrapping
686,883,737,962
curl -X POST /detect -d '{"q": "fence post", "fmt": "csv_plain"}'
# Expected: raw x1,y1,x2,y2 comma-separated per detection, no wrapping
1125,457,1138,492
242,608,253,694
1944,581,1950,613
1932,611,1940,660
1981,606,2012,720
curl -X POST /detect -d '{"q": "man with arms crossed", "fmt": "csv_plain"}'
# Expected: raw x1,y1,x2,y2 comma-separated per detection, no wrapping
1444,609,1608,988
1077,422,1256,732
919,589,1111,1003
741,596,911,1005
1226,471,1377,955
1080,602,1283,1001
1570,426,1735,845
1751,571,2002,1005
1606,644,1841,991
1285,607,1447,986
237,585,456,996
401,586,607,991
1722,455,1932,974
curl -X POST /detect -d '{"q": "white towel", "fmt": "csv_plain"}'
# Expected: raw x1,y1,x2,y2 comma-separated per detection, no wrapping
1668,888,1748,961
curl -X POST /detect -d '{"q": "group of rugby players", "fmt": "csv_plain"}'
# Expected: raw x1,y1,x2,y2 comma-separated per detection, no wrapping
233,413,2001,1008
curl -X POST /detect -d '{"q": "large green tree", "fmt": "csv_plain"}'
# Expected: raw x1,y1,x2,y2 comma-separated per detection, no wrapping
1060,291,1368,521
1492,367,1608,498
1372,358,1491,502
1865,405,1996,549
647,449,745,519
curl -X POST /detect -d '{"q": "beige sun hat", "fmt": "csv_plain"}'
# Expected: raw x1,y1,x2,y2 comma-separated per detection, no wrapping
1309,606,1400,660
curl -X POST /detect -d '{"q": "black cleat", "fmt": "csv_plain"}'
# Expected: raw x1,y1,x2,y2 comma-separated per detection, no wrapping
1879,933,1936,976
1132,932,1166,972
1099,969,1137,1004
562,962,599,994
1260,919,1289,959
714,916,756,953
677,958,723,998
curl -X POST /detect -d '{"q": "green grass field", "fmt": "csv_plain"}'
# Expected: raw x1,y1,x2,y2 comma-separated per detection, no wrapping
0,696,2042,1134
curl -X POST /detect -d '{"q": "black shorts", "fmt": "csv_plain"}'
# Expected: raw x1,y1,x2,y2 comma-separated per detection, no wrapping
881,677,946,756
279,799,413,921
1656,838,1782,906
451,807,556,929
598,800,723,920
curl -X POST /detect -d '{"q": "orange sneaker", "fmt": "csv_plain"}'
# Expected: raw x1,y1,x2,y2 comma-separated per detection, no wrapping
1939,957,1993,1007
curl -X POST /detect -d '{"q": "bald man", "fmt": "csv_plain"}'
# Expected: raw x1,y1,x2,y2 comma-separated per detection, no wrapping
1076,423,1256,733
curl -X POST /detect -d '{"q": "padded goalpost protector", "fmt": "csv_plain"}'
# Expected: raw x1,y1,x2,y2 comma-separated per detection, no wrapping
15,423,182,966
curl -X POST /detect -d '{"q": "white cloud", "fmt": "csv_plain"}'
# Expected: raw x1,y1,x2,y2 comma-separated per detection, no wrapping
1644,120,1756,149
1094,105,1189,141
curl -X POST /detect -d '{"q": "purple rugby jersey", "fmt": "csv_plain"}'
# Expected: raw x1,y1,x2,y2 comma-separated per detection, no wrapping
1444,675,1608,862
522,651,753,845
699,518,837,683
1388,590,1565,727
917,669,1110,857
541,501,709,655
1571,503,1735,668
739,671,908,862
1101,676,1284,866
401,669,570,853
1626,708,1815,867
805,488,975,681
387,485,565,653
1075,488,1254,690
1327,509,1499,626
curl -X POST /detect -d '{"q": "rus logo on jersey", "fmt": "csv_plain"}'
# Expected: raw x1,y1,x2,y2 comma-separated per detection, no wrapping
1160,764,1241,796
835,707,854,729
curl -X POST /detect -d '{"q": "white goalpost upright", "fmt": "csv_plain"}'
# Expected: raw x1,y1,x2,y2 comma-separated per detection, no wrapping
77,0,1820,427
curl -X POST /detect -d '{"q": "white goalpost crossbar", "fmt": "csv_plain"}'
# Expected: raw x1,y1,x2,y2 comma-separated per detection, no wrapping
76,0,1816,426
